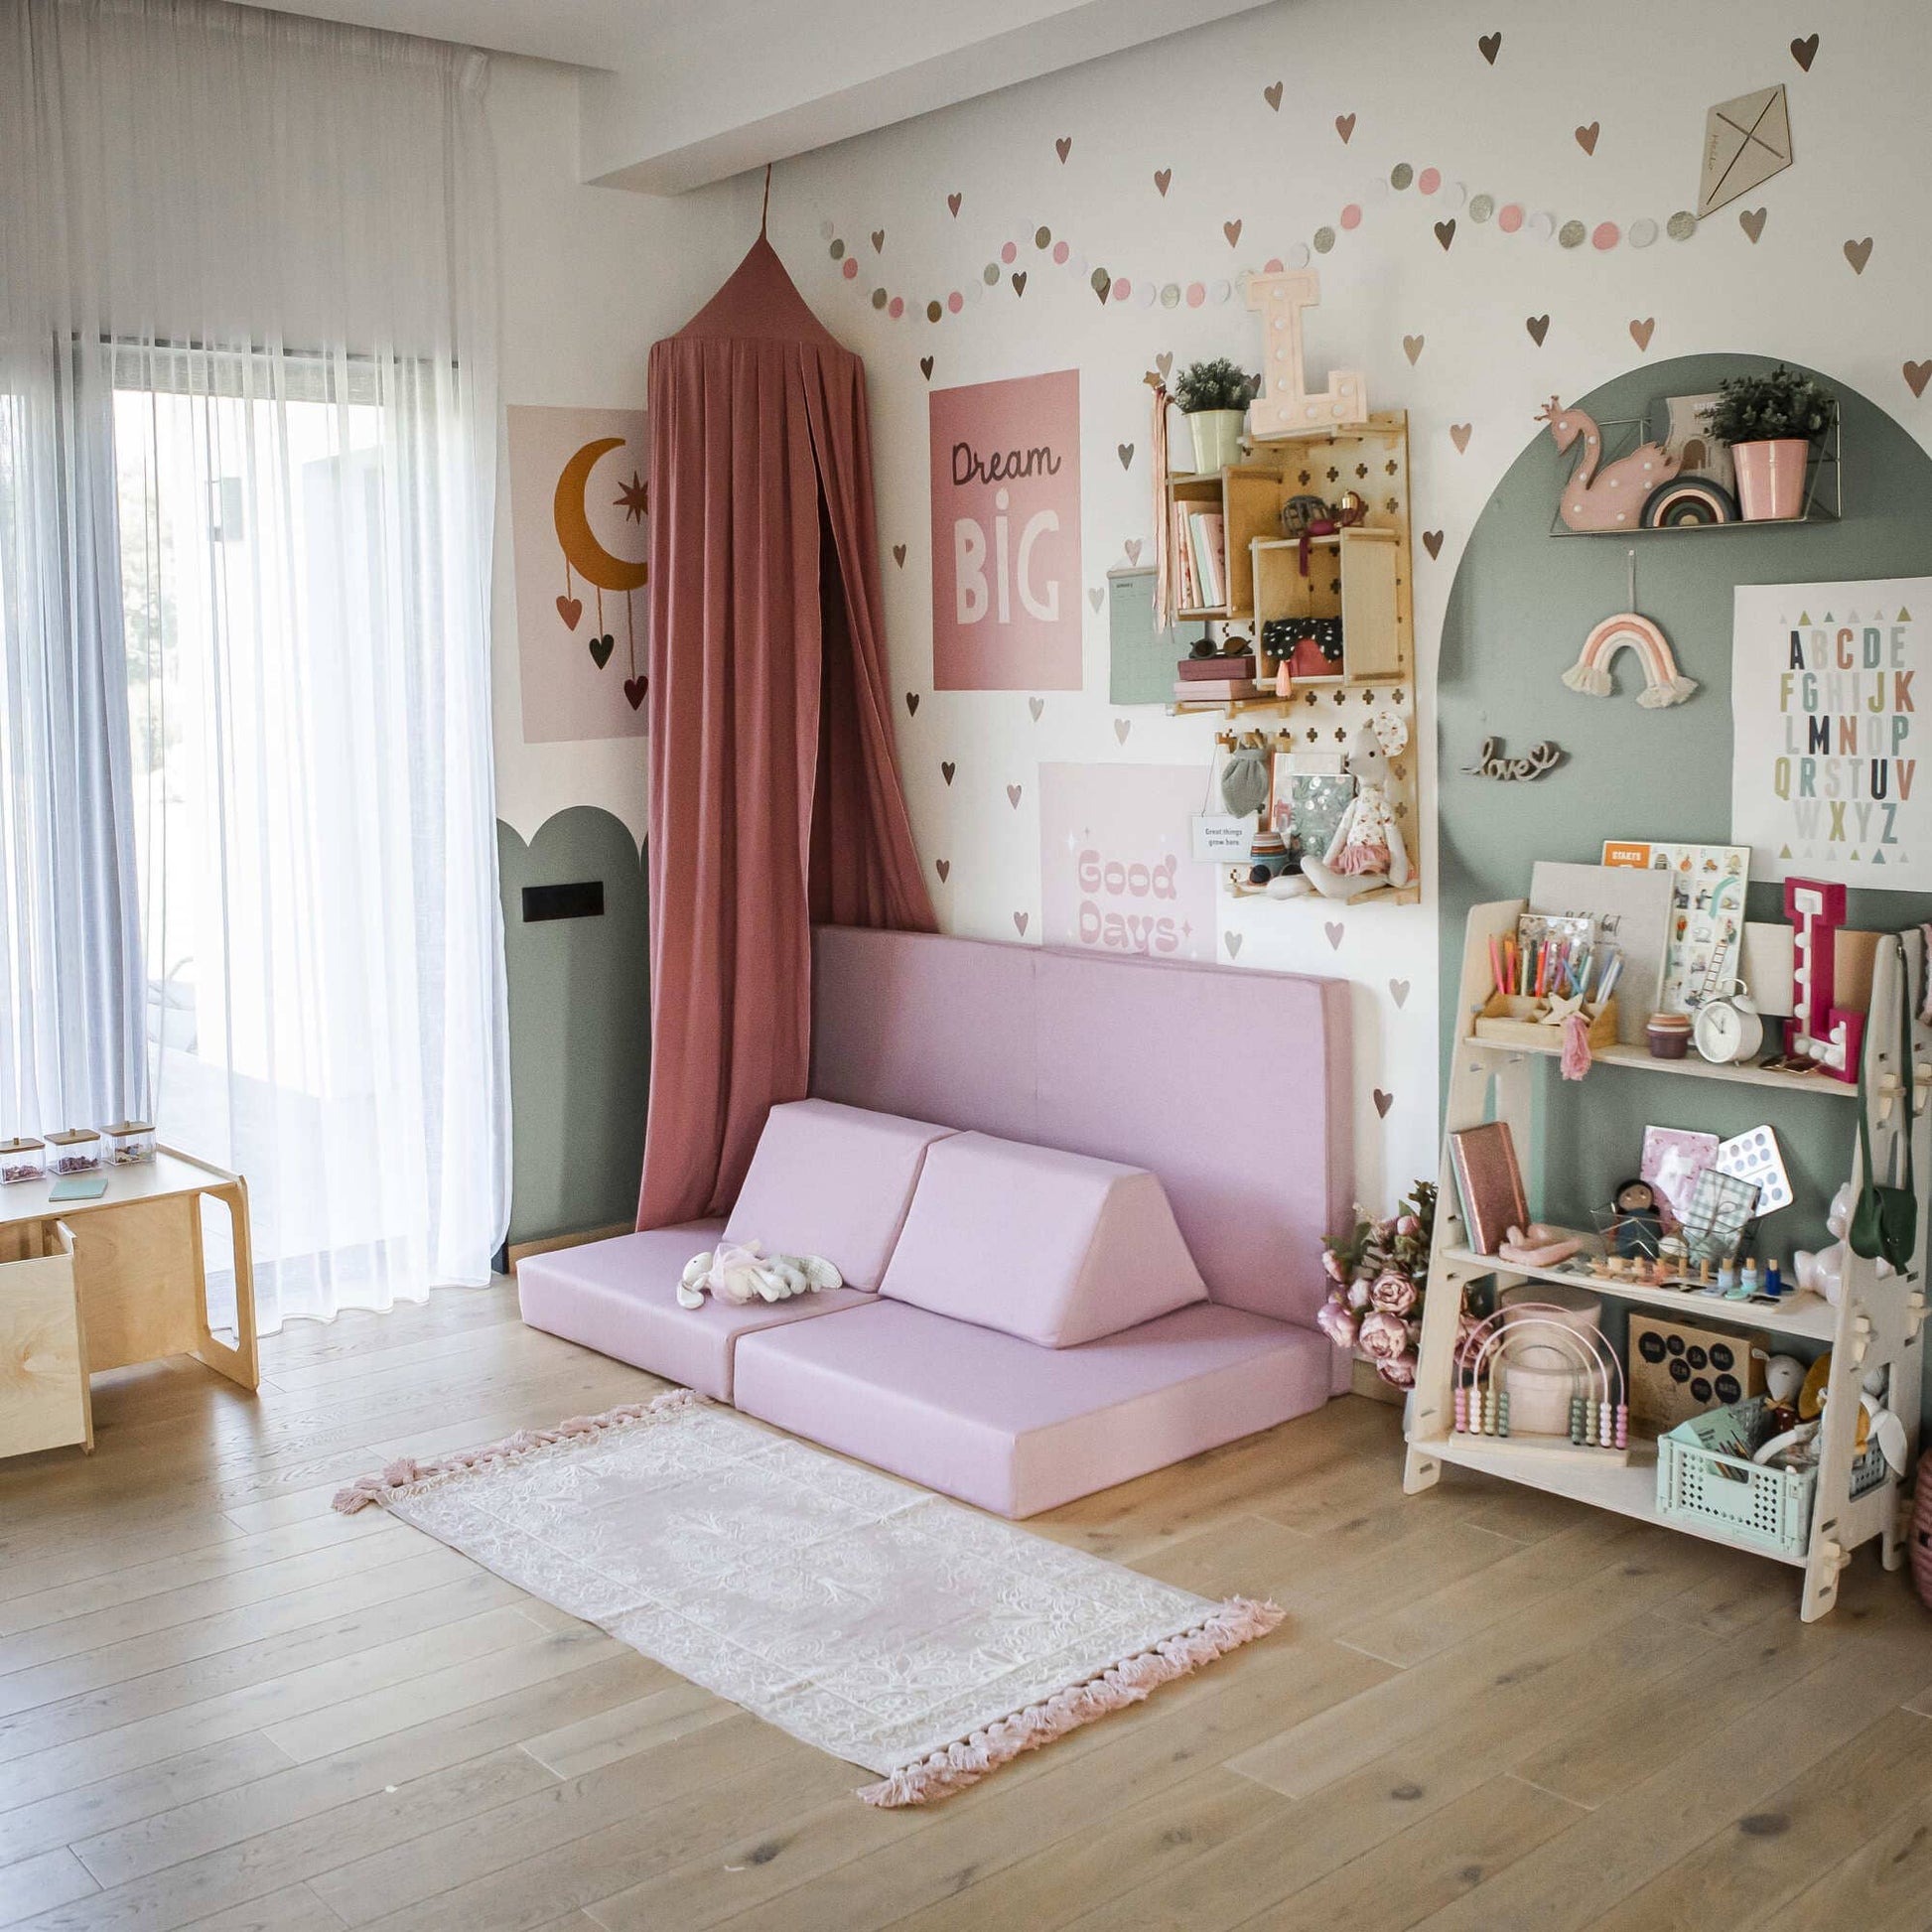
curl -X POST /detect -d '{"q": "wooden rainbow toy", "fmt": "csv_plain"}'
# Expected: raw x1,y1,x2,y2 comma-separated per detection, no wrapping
1561,613,1698,710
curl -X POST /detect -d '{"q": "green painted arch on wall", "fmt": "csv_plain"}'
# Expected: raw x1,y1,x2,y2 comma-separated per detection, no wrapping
1436,351,1932,1275
497,807,650,1248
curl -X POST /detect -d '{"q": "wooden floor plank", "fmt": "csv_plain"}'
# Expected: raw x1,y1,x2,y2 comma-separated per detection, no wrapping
5,1283,1931,1932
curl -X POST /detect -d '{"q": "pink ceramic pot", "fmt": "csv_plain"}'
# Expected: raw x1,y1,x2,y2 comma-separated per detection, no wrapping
1732,437,1810,521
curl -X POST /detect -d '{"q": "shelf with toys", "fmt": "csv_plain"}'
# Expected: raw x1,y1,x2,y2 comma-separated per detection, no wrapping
1406,889,1928,1622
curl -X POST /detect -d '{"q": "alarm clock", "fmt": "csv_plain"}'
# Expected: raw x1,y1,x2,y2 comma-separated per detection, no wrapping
1692,980,1764,1064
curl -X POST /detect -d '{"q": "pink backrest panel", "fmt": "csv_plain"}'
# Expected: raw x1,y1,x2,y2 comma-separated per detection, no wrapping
809,927,1353,1333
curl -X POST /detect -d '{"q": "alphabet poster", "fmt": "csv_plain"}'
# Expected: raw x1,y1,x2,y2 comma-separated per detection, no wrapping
929,371,1082,690
507,405,650,743
1730,579,1932,889
1038,762,1213,961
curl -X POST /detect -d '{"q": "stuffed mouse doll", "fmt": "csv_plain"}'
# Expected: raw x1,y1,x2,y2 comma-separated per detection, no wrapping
1301,709,1411,900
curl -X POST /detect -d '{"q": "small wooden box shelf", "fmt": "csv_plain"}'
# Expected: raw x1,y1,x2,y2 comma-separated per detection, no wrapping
1251,527,1405,683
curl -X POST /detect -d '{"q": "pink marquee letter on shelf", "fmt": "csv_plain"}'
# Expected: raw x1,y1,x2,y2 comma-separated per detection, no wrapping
1245,270,1368,439
1784,876,1863,1081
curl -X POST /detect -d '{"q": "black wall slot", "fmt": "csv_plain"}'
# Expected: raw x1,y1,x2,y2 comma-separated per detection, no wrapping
522,881,605,922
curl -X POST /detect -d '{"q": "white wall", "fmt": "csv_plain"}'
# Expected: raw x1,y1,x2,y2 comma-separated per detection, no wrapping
489,0,1932,1219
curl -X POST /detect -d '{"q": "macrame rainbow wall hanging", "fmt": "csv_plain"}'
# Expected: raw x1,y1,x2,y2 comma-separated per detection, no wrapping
1562,613,1699,708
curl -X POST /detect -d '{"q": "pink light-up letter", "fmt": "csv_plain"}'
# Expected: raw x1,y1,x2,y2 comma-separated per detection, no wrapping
1245,270,1368,439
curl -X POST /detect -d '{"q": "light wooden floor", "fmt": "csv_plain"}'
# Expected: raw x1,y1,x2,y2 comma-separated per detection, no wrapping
6,1284,1932,1932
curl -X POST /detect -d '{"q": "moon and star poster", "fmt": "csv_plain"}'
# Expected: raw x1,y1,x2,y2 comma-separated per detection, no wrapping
507,405,650,743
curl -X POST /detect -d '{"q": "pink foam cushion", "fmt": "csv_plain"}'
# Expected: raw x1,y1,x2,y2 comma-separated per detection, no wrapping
516,1220,872,1401
734,1298,1331,1517
879,1132,1206,1347
724,1099,955,1291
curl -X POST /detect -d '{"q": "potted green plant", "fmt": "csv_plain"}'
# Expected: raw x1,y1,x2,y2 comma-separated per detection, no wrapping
1706,365,1835,522
1173,357,1259,474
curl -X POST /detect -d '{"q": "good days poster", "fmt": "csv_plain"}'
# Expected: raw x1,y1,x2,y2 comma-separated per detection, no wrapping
929,370,1082,690
1730,578,1932,888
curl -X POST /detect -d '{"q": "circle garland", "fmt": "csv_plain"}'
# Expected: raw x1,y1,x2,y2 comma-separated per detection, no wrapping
819,152,1700,327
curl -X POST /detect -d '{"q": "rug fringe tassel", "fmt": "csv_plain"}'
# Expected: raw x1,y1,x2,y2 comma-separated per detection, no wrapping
855,1595,1285,1808
331,1387,699,1514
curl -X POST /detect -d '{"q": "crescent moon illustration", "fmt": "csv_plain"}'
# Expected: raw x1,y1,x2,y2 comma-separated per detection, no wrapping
553,437,647,594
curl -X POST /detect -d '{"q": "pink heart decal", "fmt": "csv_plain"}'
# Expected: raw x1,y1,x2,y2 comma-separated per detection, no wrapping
1334,111,1355,143
1373,1088,1395,1118
1014,911,1030,936
946,192,962,217
1575,121,1599,156
1324,921,1344,950
1124,539,1143,564
1449,423,1471,454
1223,218,1244,248
871,228,886,254
1629,318,1655,350
1007,784,1023,808
555,595,583,630
1055,136,1072,164
1029,697,1045,721
1154,168,1172,198
622,676,646,711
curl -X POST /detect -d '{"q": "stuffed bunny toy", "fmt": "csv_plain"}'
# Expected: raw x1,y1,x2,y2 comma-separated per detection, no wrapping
1301,709,1412,900
677,1239,842,1311
1795,1180,1892,1308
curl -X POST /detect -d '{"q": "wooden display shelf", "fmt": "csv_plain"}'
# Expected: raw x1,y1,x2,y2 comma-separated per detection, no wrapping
1225,875,1421,906
1409,897,1928,1622
1436,1236,1843,1343
1457,1028,1859,1099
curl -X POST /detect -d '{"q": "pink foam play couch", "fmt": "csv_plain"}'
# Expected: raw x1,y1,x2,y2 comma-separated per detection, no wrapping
518,929,1352,1517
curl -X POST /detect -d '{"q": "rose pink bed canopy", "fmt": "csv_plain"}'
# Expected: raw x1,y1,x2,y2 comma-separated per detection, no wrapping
636,228,935,1230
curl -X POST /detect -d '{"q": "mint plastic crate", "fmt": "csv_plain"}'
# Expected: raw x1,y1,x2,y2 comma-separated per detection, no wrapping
1655,1396,1888,1560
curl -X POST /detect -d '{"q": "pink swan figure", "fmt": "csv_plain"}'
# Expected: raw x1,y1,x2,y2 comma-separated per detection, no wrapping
1539,397,1680,532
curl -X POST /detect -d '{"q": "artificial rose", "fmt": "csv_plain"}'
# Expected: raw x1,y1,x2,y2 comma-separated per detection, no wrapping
1357,1308,1409,1361
1346,1277,1371,1311
1315,1298,1359,1349
1322,1249,1346,1284
1396,1213,1421,1236
1369,1270,1417,1315
1376,1350,1418,1389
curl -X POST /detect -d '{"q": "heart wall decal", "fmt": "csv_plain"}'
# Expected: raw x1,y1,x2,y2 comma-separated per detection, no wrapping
941,760,956,785
1389,979,1411,1009
1014,911,1030,936
1334,111,1355,143
1087,587,1104,613
1224,932,1243,959
1844,236,1873,275
1007,784,1023,808
1422,530,1445,560
1154,168,1172,197
1791,31,1819,69
1477,30,1501,64
1029,696,1045,720
1434,219,1456,251
1264,80,1283,111
1906,360,1932,399
1449,423,1472,454
904,692,920,716
1123,539,1143,564
1224,219,1244,248
622,676,646,711
946,192,962,217
1630,318,1656,350
1739,207,1767,243
588,634,615,669
1114,719,1132,744
1324,921,1344,950
1055,136,1072,163
934,859,950,882
1373,1088,1395,1118
1012,271,1028,296
871,229,885,253
1117,443,1136,471
1403,335,1425,365
1575,121,1599,155
893,544,906,567
556,595,583,630
919,355,934,379
1525,314,1550,346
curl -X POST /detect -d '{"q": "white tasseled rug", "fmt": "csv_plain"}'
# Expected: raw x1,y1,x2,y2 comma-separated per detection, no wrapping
334,1390,1279,1805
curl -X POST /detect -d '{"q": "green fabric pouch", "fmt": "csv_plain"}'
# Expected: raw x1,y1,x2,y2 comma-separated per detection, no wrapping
1849,936,1916,1271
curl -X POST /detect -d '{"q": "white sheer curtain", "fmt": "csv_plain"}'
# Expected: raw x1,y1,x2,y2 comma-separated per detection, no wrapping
0,0,509,1326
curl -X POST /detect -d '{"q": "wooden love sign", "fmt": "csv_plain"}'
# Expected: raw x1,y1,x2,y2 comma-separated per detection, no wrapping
1465,736,1566,781
1245,269,1369,438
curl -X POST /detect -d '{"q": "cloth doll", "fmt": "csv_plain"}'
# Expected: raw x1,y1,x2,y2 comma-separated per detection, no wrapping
678,1239,842,1310
1301,709,1411,900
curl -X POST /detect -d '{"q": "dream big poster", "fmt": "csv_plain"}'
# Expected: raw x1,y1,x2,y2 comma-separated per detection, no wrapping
1038,762,1213,961
1731,579,1932,889
929,371,1082,690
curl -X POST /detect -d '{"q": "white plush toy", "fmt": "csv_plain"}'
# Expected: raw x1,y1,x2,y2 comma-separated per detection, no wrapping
678,1239,842,1311
1794,1179,1892,1308
1300,708,1412,901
